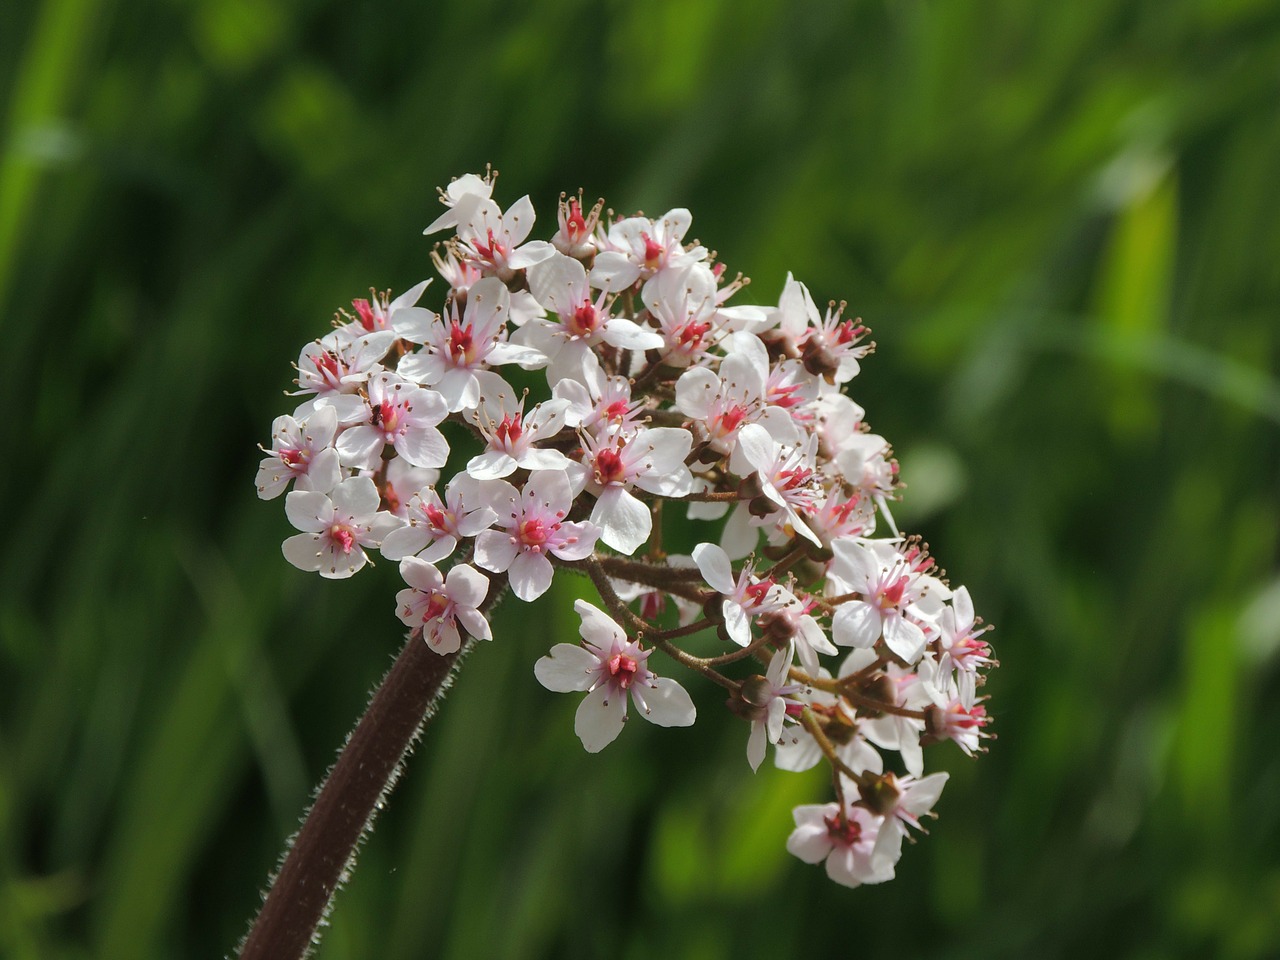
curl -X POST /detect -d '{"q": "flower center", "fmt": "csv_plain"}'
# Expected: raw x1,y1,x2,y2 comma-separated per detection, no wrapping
568,301,601,338
495,413,523,446
824,813,862,847
448,319,475,364
279,447,307,469
565,199,588,243
641,232,664,270
329,523,356,554
594,448,626,485
352,297,379,331
877,575,910,610
425,502,449,531
422,591,449,623
608,653,639,689
519,517,550,549
374,399,401,435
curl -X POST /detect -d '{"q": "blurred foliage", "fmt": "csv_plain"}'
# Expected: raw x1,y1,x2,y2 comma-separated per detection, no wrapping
2,0,1279,957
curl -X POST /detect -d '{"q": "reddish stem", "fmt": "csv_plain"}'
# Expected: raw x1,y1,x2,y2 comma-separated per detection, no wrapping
237,576,506,959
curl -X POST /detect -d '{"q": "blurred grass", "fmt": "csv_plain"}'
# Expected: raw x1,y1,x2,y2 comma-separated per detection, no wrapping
2,0,1279,957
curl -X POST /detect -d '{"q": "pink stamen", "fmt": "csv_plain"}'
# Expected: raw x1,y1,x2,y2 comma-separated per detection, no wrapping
608,653,639,689
519,518,549,549
352,298,378,331
594,448,626,485
330,524,356,554
824,813,862,847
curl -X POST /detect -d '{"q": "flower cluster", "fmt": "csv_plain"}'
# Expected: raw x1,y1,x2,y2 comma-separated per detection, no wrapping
257,170,996,889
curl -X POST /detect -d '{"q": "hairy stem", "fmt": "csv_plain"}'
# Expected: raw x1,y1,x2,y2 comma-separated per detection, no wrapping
237,577,507,960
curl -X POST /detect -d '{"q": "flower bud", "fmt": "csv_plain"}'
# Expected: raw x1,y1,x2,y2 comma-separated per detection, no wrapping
858,773,901,815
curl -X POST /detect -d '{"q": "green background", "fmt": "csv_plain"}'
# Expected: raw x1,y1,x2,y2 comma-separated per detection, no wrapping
3,0,1279,956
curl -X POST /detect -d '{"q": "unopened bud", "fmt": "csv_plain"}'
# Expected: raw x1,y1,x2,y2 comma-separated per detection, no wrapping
858,774,901,815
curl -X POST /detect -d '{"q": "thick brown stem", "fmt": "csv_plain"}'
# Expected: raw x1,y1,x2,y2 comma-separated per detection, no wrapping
238,577,507,960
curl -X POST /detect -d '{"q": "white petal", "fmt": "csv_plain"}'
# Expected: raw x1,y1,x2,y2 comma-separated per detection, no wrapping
786,813,835,864
591,486,652,556
284,491,332,533
673,366,719,419
527,252,586,313
399,426,450,470
445,563,489,606
330,476,381,519
601,317,664,351
509,551,554,601
588,252,641,292
474,530,519,573
747,722,767,772
281,533,324,571
379,524,432,561
574,684,628,752
832,602,882,648
883,615,926,662
691,542,735,593
398,557,444,591
534,643,599,692
466,451,518,480
574,599,627,647
637,677,696,728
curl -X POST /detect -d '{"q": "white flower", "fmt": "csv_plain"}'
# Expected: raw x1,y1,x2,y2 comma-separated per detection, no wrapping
380,473,498,563
335,372,450,471
255,406,341,500
674,333,797,454
454,194,556,279
397,277,545,412
292,329,397,423
473,471,601,601
282,477,401,579
739,645,804,772
533,600,696,752
786,800,897,889
465,373,572,479
828,539,942,663
589,209,706,291
517,252,663,383
395,558,492,654
691,543,788,647
422,172,495,235
579,424,693,555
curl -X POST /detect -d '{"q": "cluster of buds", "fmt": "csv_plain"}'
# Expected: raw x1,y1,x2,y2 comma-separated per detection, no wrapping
257,170,996,889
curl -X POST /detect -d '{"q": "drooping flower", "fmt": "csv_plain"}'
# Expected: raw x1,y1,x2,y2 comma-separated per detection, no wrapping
786,799,897,889
395,558,492,654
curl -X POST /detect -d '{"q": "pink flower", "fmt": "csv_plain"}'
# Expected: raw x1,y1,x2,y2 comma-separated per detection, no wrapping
534,600,696,752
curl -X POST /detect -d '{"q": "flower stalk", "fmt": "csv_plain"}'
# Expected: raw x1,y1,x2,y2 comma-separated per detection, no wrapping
237,577,507,960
